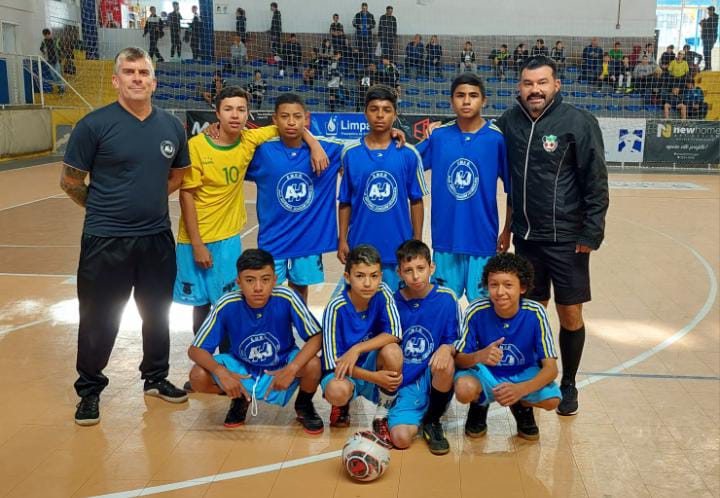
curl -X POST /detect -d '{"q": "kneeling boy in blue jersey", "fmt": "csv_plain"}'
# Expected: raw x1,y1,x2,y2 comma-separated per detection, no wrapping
389,240,461,455
321,244,403,442
187,249,324,434
454,253,561,440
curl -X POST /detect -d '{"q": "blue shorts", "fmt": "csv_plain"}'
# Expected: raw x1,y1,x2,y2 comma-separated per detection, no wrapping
174,235,242,306
455,364,561,405
388,368,431,430
382,263,400,292
433,252,490,301
212,349,301,407
275,254,324,286
321,350,380,404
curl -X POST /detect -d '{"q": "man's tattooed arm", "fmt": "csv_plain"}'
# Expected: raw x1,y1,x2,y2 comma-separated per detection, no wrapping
59,164,89,207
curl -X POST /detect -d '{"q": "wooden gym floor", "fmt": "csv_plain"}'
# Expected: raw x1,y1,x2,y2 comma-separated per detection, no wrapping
0,161,717,498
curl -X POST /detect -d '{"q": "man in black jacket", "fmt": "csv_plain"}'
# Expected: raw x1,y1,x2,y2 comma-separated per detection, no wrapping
700,6,718,71
496,55,609,419
143,6,165,62
270,2,282,56
167,2,182,59
378,6,397,62
353,2,376,65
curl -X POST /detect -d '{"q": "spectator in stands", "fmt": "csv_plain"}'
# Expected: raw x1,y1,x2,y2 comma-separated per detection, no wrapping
327,51,344,112
581,38,603,82
663,86,687,119
531,38,549,57
353,3,376,66
380,56,401,97
143,7,165,62
629,44,642,67
405,34,425,77
236,8,247,44
633,55,658,94
247,70,267,108
230,36,247,73
513,43,529,75
684,80,708,118
167,2,182,60
682,44,703,76
426,35,443,78
378,6,397,62
40,28,65,94
59,26,79,75
700,6,718,70
667,50,690,88
330,13,346,52
489,43,510,80
203,70,226,108
190,5,202,61
355,62,378,111
279,33,302,77
609,41,623,61
642,43,655,63
550,40,565,80
270,2,282,56
303,64,316,88
615,55,632,93
659,45,675,72
460,41,477,72
597,53,617,88
319,39,333,76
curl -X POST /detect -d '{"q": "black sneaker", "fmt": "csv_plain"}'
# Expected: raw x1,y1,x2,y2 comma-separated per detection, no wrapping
75,394,100,426
329,404,350,428
224,397,249,428
295,402,324,434
183,380,194,393
556,384,579,416
422,421,450,455
464,402,489,438
510,402,540,441
143,379,188,403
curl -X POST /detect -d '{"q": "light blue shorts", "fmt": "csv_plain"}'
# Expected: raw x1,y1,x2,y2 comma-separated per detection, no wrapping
382,263,400,292
433,252,490,301
388,368,431,429
173,235,242,306
455,364,561,405
321,350,380,404
275,254,324,286
212,349,301,407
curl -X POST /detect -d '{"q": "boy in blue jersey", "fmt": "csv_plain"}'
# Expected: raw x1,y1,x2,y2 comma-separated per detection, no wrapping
246,93,345,302
454,253,561,440
389,240,461,455
321,244,403,442
187,249,325,434
416,73,510,301
337,85,429,291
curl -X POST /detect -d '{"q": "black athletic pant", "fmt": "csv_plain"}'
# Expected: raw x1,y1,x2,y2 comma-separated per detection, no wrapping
702,38,715,71
170,30,182,58
148,36,164,61
74,231,176,398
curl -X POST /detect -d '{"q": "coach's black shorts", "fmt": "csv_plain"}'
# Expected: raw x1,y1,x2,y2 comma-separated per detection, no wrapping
513,237,591,305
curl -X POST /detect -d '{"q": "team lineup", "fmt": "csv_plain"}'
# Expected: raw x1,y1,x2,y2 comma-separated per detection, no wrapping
59,46,609,476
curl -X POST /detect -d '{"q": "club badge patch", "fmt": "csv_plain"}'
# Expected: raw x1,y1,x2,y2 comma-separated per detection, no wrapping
542,135,558,153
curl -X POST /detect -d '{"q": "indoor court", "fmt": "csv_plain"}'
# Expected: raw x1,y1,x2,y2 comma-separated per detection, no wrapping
0,160,717,498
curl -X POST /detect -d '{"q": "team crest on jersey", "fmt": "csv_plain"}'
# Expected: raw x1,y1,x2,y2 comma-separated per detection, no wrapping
542,135,558,153
446,158,479,200
403,325,434,364
277,172,314,212
238,333,281,365
160,140,176,159
497,343,525,367
363,171,398,213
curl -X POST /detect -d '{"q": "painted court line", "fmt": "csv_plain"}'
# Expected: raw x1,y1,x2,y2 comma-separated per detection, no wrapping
88,216,718,498
0,318,52,337
0,194,66,213
578,371,720,381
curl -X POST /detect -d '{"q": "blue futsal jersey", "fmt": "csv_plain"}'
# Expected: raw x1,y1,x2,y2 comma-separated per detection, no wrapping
338,139,429,264
246,137,345,259
322,283,402,371
394,285,462,386
415,120,509,257
193,287,320,370
454,298,557,376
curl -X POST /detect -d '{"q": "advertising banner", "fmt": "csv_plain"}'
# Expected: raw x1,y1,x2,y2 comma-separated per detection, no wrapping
598,118,646,163
645,120,720,164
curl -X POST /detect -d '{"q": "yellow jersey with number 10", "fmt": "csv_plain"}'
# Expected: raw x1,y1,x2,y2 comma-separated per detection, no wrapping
177,125,278,244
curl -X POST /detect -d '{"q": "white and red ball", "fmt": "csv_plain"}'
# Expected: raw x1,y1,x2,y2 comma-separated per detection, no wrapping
341,430,391,482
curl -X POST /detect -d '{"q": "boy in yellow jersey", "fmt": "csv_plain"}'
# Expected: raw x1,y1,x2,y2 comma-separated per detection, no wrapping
174,86,328,336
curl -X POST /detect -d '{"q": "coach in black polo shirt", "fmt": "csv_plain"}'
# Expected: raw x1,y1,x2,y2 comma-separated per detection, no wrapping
61,47,191,426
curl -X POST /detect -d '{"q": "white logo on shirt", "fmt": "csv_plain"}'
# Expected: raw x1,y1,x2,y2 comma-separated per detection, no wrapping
446,158,479,200
498,343,525,367
160,140,176,159
277,172,314,212
403,325,434,364
363,170,398,213
239,333,281,365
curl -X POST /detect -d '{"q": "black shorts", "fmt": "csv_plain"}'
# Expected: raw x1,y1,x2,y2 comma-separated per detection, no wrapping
513,237,591,305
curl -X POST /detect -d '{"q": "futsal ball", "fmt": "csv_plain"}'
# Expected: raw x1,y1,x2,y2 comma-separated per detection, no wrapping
341,430,391,482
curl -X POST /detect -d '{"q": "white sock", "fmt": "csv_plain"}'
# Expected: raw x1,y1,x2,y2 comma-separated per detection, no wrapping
375,390,397,419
